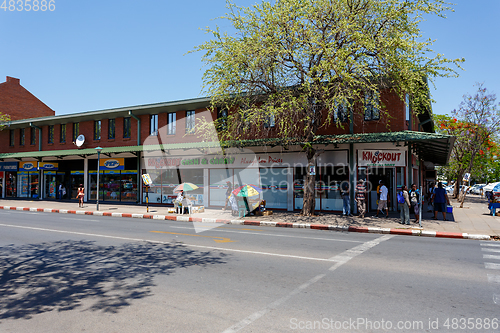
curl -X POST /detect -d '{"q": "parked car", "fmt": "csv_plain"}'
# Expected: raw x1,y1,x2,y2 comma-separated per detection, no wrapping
470,184,486,195
483,182,500,193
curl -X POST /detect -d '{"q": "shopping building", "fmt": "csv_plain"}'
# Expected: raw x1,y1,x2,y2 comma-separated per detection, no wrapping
0,76,454,212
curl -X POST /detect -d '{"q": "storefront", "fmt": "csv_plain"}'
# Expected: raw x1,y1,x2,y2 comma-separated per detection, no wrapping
142,150,349,211
88,157,138,203
0,162,18,198
357,149,407,211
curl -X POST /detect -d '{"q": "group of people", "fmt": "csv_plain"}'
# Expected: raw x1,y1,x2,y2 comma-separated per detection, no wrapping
341,179,450,224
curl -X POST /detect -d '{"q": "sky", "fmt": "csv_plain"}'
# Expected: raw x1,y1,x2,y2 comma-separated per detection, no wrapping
0,0,499,117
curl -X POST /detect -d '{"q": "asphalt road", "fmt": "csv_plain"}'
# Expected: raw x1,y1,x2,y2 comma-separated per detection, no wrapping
0,210,499,332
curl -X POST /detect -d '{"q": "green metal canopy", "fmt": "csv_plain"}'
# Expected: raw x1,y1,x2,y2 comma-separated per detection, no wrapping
0,131,454,166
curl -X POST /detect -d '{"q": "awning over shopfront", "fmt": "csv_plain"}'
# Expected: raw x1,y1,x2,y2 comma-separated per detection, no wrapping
0,131,454,166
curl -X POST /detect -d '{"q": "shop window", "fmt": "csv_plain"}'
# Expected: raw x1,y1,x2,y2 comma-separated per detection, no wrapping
48,125,54,144
150,114,158,136
20,128,25,146
365,90,380,121
167,113,176,135
186,110,195,134
260,168,287,209
72,122,79,142
123,117,131,138
94,120,101,140
30,127,36,145
108,119,115,139
60,124,66,143
9,129,14,146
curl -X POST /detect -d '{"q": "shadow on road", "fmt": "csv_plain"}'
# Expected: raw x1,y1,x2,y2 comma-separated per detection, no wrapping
0,240,228,320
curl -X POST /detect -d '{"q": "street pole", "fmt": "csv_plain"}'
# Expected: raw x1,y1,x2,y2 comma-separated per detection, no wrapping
419,185,422,228
95,147,103,211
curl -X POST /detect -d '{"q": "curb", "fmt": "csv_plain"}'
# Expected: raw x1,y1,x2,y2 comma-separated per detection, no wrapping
0,205,492,241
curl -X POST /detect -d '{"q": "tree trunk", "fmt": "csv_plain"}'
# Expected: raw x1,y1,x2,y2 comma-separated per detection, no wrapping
453,177,462,199
301,146,317,216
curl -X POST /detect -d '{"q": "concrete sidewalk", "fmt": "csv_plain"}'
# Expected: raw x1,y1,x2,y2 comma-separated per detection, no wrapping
0,194,498,240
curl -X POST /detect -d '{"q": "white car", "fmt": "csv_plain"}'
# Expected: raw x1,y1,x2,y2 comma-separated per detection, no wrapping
470,184,486,195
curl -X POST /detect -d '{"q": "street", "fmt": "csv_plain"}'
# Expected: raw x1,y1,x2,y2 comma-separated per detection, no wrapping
0,210,499,332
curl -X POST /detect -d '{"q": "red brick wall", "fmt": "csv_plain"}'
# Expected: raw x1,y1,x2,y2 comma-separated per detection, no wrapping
0,90,423,154
0,76,55,121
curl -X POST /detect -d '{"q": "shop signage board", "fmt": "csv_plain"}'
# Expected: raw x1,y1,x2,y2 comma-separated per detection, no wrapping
19,161,37,172
146,151,348,169
99,158,125,170
0,162,18,171
358,150,406,167
142,174,152,186
38,162,59,170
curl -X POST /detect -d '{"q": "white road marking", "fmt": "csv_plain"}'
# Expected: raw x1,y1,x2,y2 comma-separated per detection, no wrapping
483,254,500,260
485,263,500,270
482,248,500,253
168,225,363,243
0,223,342,262
481,243,500,248
487,274,500,284
222,234,394,333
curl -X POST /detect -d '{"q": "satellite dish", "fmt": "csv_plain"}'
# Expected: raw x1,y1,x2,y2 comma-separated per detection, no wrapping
76,134,85,147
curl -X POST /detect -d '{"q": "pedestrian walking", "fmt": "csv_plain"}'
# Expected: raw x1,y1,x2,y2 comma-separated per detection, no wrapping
375,181,389,218
398,185,411,225
355,179,366,218
223,181,232,210
431,182,451,221
409,183,420,224
77,184,85,208
340,179,352,216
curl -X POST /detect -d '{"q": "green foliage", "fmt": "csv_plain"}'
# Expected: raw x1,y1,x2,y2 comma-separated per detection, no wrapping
0,112,11,131
193,0,464,144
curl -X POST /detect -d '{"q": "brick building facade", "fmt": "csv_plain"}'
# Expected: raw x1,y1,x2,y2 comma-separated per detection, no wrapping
0,76,55,121
0,79,453,213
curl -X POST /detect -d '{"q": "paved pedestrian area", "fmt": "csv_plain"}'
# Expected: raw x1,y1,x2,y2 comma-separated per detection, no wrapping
0,194,498,239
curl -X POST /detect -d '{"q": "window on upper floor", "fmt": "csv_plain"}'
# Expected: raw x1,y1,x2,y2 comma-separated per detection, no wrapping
19,128,25,146
108,119,115,139
60,124,66,143
334,101,349,123
123,117,131,138
364,91,380,121
217,107,227,131
94,120,101,140
167,113,176,135
186,110,195,134
405,93,410,122
150,114,158,136
30,127,36,145
72,122,79,142
9,129,14,146
264,112,275,128
48,125,54,144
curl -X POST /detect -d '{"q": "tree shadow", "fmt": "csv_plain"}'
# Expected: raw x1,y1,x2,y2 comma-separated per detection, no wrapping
0,240,228,320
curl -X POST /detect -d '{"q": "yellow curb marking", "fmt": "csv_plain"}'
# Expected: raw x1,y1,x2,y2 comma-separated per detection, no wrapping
150,230,236,243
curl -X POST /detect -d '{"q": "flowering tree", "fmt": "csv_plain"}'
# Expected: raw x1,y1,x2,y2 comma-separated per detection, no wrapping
436,83,500,206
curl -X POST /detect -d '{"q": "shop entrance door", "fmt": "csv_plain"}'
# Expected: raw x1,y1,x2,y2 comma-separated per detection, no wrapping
44,172,58,199
71,174,84,200
367,167,394,211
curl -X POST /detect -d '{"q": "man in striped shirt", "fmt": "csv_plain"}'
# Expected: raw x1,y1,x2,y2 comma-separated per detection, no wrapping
356,179,367,218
